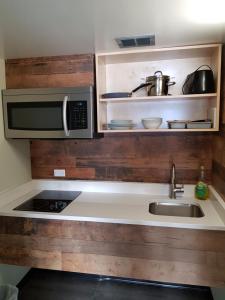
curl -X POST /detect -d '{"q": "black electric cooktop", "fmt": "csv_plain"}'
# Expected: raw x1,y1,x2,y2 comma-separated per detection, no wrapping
14,190,81,213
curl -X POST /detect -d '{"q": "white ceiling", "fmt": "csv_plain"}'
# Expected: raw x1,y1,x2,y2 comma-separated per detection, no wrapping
0,0,224,59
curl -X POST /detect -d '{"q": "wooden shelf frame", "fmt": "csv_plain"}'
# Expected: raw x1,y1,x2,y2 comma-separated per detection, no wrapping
96,44,222,133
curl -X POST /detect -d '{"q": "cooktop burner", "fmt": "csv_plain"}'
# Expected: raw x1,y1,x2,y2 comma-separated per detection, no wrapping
14,190,81,213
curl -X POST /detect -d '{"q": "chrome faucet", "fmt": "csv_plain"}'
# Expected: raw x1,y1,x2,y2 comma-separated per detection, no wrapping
169,163,184,199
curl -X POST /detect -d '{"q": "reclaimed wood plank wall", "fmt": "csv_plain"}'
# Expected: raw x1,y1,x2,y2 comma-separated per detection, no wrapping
29,134,212,183
5,55,94,88
6,55,213,183
212,46,225,201
0,216,225,287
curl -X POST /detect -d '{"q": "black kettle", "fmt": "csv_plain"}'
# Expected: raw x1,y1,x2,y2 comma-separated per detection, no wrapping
182,65,215,94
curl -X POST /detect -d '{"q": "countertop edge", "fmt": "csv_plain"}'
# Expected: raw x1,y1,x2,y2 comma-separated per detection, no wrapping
0,210,224,231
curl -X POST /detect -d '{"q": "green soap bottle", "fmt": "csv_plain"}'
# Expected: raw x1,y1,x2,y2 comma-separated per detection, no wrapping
195,166,209,200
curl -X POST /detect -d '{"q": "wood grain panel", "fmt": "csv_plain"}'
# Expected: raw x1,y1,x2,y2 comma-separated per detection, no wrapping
212,45,225,201
0,216,225,287
6,54,94,88
30,134,212,183
61,253,225,287
213,146,225,201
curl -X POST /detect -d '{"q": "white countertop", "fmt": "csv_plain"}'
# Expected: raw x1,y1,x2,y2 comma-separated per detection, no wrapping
0,179,225,230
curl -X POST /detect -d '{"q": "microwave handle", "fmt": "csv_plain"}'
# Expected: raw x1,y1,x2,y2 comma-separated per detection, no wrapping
63,96,70,136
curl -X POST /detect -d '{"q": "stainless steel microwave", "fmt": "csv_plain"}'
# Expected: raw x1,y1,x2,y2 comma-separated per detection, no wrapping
2,86,97,139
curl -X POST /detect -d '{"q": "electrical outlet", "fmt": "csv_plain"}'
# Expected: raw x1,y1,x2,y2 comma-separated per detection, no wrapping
54,169,66,177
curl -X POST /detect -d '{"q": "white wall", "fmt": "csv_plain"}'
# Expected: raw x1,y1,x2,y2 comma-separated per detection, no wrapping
0,58,31,285
0,59,31,191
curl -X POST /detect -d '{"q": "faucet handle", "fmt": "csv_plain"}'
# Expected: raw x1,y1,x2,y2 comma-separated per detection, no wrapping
174,184,184,194
176,184,184,188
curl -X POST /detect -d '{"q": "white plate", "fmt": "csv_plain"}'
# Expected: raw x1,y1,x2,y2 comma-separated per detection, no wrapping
110,120,133,124
108,123,136,127
110,126,135,130
108,124,136,130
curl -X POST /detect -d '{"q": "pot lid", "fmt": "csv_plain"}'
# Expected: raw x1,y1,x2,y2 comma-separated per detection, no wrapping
146,71,170,81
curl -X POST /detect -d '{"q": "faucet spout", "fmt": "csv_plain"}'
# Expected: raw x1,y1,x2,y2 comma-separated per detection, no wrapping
169,163,184,199
171,163,176,184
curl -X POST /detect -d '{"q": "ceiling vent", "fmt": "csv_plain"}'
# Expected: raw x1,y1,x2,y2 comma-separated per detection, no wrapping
116,35,155,48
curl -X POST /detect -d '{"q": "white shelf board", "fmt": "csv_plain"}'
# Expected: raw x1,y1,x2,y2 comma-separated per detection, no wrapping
96,44,220,64
99,128,218,133
99,93,217,103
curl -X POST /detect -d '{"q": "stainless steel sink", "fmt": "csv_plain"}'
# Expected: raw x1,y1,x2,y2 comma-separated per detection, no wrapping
149,202,204,218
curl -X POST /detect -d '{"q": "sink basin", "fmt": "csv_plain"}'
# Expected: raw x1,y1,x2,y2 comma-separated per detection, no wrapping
149,202,204,218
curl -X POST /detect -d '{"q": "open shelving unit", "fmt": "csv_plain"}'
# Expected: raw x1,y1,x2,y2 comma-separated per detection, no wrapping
95,44,222,133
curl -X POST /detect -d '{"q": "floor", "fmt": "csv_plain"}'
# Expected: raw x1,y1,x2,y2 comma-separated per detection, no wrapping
17,269,214,300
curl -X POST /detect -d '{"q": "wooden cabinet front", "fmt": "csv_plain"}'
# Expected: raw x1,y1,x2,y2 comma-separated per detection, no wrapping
0,216,225,287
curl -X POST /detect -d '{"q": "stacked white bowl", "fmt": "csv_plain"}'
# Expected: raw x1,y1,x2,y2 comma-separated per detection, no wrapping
141,118,163,129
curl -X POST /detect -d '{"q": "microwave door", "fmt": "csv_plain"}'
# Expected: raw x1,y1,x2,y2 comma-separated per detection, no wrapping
5,99,67,138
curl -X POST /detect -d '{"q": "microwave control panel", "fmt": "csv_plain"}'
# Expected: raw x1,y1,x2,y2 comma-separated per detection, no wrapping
69,101,88,130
